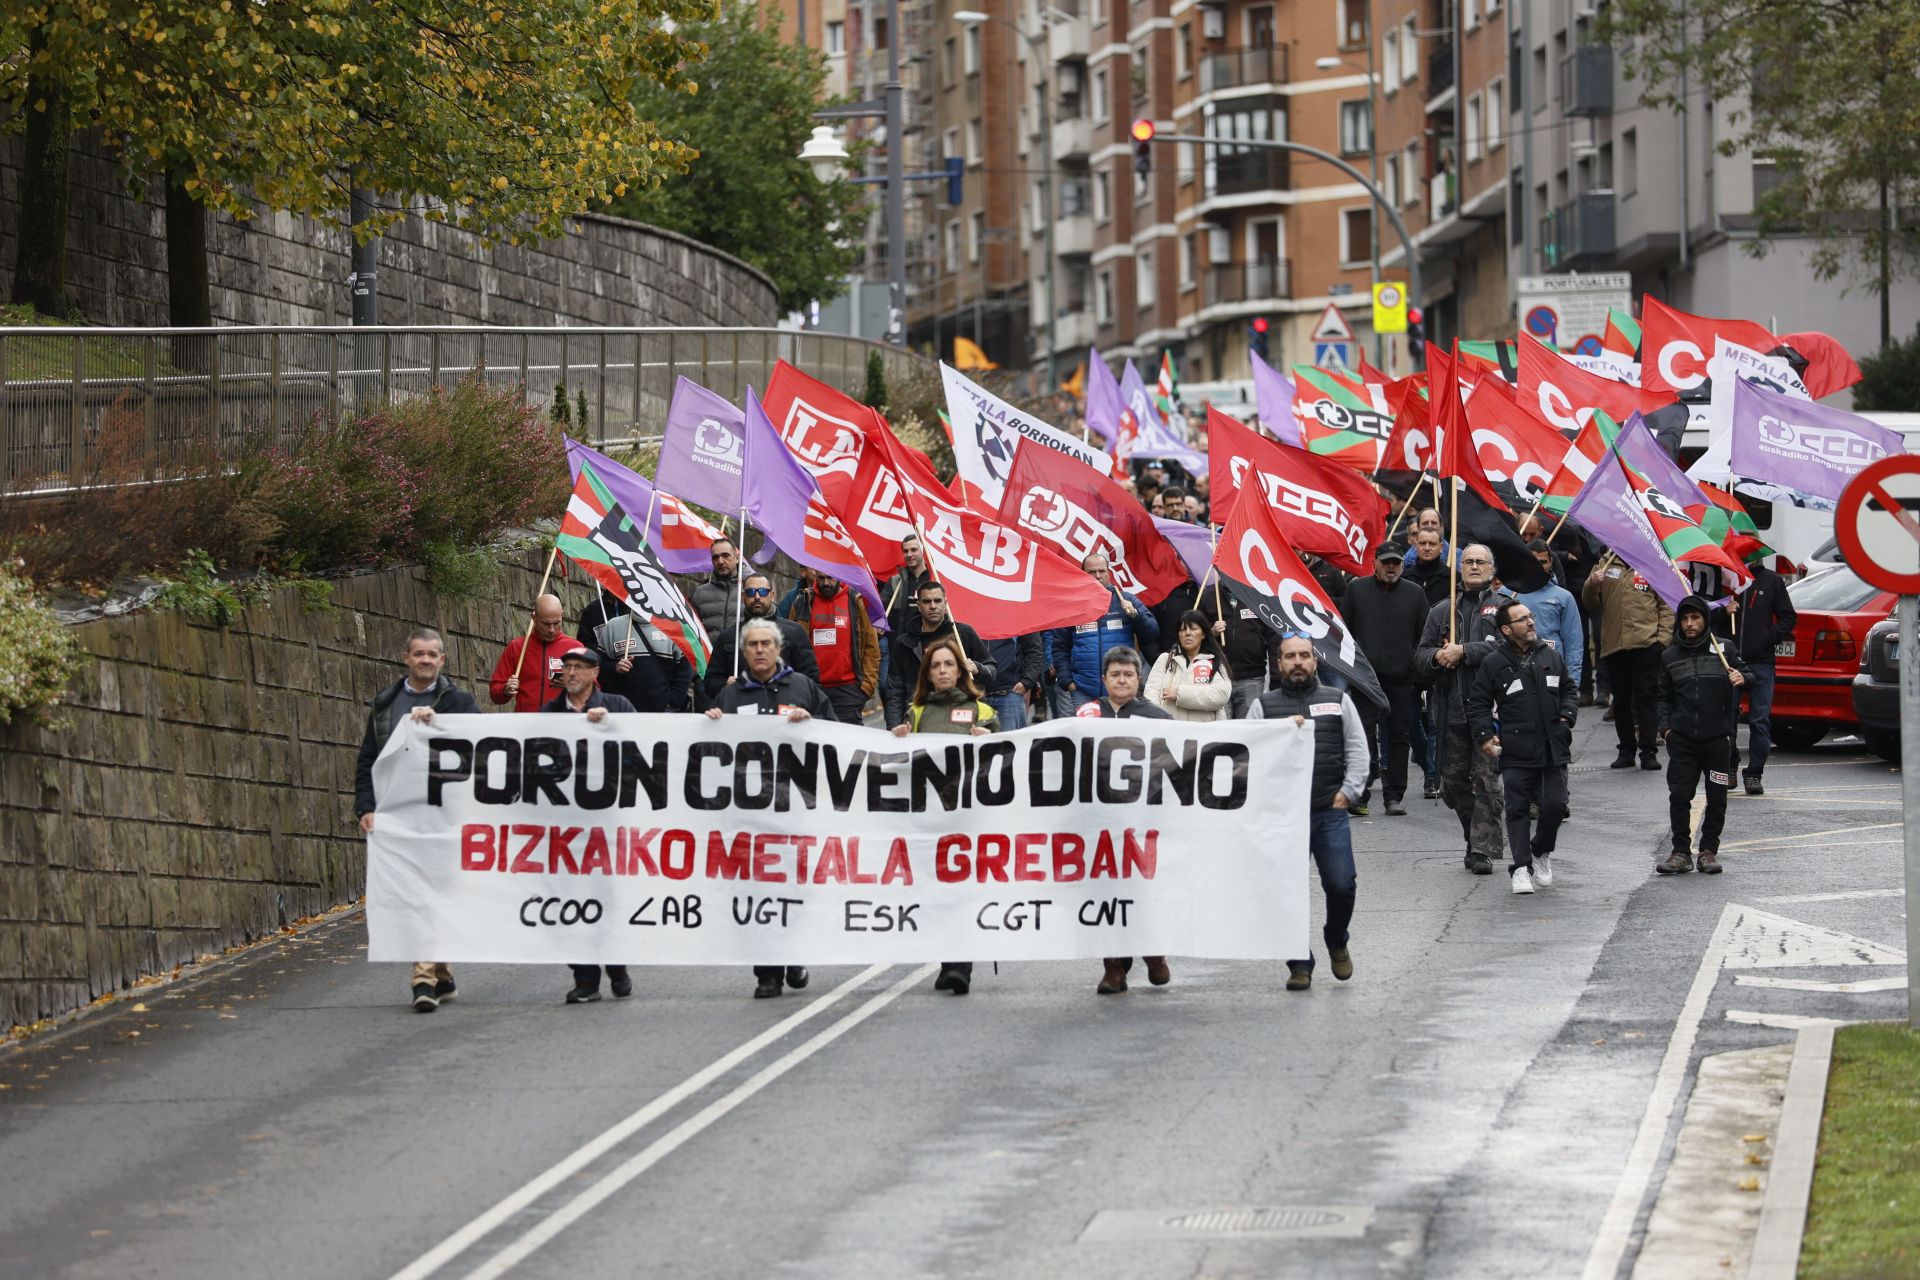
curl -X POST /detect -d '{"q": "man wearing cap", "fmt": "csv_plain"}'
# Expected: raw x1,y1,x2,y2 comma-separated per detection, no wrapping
541,646,639,1003
1340,542,1426,816
1656,595,1748,875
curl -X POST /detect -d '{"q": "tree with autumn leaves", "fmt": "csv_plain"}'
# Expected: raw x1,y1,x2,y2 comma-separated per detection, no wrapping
4,0,718,321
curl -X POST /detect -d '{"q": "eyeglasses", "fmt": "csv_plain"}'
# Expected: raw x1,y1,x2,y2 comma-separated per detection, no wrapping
1460,557,1494,567
743,587,772,597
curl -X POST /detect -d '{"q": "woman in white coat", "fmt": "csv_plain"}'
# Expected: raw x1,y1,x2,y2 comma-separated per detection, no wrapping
1144,610,1232,722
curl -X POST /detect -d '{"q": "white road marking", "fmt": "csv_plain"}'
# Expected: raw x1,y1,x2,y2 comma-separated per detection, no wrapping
1725,1010,1847,1030
1733,974,1906,994
1718,822,1903,850
1722,906,1907,969
387,965,895,1280
459,964,938,1280
1754,783,1900,793
1757,888,1905,905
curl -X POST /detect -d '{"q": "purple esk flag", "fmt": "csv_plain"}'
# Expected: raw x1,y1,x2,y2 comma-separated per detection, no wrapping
1084,348,1122,445
563,439,715,576
656,376,746,515
740,387,888,629
1251,352,1303,448
1729,377,1905,502
1564,449,1690,610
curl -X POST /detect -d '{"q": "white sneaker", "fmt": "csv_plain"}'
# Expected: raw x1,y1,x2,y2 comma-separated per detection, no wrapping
1510,866,1536,895
1531,856,1553,887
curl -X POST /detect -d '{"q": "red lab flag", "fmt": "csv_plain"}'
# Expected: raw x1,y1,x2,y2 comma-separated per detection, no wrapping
997,445,1191,606
1516,331,1675,436
865,427,1115,638
1205,406,1386,577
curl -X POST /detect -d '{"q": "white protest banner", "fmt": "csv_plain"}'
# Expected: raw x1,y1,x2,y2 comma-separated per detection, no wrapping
941,363,1113,511
1689,339,1811,483
367,715,1310,964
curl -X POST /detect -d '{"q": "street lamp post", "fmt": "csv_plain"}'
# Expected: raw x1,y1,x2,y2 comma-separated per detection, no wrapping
955,9,1056,392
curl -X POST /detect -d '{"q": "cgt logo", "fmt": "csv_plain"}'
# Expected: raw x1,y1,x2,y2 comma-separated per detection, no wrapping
780,398,865,478
693,417,742,468
1232,531,1361,666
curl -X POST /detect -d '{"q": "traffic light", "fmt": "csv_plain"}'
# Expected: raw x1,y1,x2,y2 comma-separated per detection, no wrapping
1249,316,1270,363
1131,118,1155,177
1406,305,1425,349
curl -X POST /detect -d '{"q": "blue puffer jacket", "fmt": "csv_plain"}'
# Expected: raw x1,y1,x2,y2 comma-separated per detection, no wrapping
1048,591,1160,695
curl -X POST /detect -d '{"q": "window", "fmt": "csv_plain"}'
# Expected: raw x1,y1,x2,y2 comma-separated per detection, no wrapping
1486,77,1504,150
1134,160,1150,204
1382,28,1399,95
1403,141,1421,207
1131,46,1149,102
1096,269,1115,324
1338,0,1367,47
1338,100,1372,156
943,126,961,161
1622,128,1638,197
1400,18,1417,82
1532,45,1547,111
873,16,888,48
1093,68,1110,123
1510,172,1524,244
1340,207,1372,266
1180,233,1196,288
966,118,982,167
1246,5,1275,48
1137,249,1156,309
943,37,957,83
1094,167,1112,222
1177,23,1192,79
1486,0,1500,11
944,220,961,271
969,211,984,264
1464,0,1481,30
1061,177,1091,215
1598,143,1614,190
1178,140,1196,185
824,20,844,54
1465,93,1483,161
964,25,981,75
1384,151,1402,208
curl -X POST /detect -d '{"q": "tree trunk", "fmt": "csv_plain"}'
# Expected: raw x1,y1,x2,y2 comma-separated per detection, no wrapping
164,168,213,372
10,53,73,317
1879,175,1892,352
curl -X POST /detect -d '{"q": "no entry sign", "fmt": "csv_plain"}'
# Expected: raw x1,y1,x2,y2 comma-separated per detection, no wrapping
1836,456,1920,594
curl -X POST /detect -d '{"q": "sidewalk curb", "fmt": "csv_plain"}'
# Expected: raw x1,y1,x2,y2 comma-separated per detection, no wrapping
1746,1022,1835,1280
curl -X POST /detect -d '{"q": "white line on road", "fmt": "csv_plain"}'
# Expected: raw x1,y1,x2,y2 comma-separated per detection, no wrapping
1733,974,1906,994
1725,1010,1847,1030
387,965,895,1280
1719,822,1903,851
458,964,939,1280
1757,888,1905,905
1580,904,1740,1280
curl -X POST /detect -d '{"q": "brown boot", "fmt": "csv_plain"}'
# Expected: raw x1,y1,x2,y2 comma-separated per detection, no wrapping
1696,849,1722,874
1145,956,1171,986
1097,958,1129,994
1656,850,1693,875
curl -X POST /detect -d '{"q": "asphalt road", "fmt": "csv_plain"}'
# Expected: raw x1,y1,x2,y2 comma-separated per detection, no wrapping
2,719,1909,1280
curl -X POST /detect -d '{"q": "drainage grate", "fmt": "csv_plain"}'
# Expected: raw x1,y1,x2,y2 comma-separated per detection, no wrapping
1080,1205,1373,1242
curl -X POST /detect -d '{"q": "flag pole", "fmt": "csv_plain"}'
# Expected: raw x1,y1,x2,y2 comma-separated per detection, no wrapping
1447,477,1460,646
731,501,748,681
514,546,562,686
1385,472,1429,541
1209,521,1224,621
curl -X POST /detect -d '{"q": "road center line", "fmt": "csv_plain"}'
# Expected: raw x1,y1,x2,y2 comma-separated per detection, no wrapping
459,964,940,1280
387,964,896,1280
1718,822,1902,851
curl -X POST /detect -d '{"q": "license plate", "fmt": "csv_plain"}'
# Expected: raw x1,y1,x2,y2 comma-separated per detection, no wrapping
1774,640,1796,658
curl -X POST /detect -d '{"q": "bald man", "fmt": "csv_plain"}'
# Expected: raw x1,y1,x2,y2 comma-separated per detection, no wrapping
489,594,582,713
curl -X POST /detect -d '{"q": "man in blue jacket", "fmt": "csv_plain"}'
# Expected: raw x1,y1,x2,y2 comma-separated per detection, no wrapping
1048,552,1159,714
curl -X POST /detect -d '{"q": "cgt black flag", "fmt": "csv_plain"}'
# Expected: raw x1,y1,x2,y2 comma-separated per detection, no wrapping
1437,478,1550,595
1212,480,1388,712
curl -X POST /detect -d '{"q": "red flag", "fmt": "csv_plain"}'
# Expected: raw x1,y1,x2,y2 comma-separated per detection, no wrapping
1639,296,1779,399
1462,373,1574,506
865,428,1113,638
1776,329,1864,400
1435,343,1506,511
1378,373,1432,473
997,445,1190,606
1206,406,1386,577
1517,331,1674,436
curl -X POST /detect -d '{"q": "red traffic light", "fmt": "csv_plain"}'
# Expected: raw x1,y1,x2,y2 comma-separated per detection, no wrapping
1407,306,1423,325
1130,118,1156,143
1252,318,1269,333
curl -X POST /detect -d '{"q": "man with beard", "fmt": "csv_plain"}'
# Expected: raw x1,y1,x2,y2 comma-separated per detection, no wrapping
1582,555,1674,771
701,572,819,710
1657,596,1748,875
784,569,880,726
884,580,996,729
1468,602,1577,896
1415,544,1515,874
1246,634,1368,991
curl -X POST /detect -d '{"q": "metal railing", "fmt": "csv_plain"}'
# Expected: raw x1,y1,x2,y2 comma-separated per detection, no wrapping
1202,259,1292,309
0,325,930,492
1199,45,1289,93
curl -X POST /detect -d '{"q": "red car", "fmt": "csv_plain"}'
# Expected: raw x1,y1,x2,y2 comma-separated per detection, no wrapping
1771,566,1896,750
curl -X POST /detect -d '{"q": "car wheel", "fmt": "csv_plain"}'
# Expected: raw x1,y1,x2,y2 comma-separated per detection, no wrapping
1862,728,1901,763
1769,722,1828,752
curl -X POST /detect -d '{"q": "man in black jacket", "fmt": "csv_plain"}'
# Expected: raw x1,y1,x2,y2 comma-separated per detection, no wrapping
1200,584,1280,717
983,631,1046,730
700,572,820,711
577,591,692,713
1657,595,1749,875
884,580,996,728
704,619,835,997
540,647,640,1004
353,627,480,1013
1341,542,1427,815
1715,563,1797,795
1468,602,1578,895
1415,544,1515,874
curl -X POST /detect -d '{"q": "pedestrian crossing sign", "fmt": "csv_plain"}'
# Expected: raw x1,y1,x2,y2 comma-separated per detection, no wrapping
1315,341,1354,370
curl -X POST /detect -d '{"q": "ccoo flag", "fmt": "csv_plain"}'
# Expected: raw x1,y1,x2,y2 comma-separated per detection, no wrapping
656,376,746,516
1728,377,1905,502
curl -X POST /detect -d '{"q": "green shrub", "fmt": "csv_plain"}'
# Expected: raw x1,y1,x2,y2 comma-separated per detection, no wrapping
1851,325,1920,413
862,350,889,413
152,549,334,626
421,540,497,599
0,560,80,726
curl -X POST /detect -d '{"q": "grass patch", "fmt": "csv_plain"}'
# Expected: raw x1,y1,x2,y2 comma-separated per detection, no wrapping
0,302,179,381
1800,1023,1920,1280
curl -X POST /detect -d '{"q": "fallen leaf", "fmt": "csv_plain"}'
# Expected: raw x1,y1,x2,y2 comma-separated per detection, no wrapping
1737,1177,1761,1192
130,1003,148,1013
1742,1134,1768,1143
1591,1038,1607,1046
1746,1154,1770,1166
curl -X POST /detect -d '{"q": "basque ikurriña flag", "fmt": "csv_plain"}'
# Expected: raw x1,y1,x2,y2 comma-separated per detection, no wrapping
557,461,713,675
564,439,723,576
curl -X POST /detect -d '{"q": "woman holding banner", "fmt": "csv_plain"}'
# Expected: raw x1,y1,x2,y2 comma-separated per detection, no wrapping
1143,612,1232,723
893,636,997,996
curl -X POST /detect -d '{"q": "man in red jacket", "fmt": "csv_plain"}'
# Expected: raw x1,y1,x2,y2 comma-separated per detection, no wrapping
785,569,880,725
488,594,580,713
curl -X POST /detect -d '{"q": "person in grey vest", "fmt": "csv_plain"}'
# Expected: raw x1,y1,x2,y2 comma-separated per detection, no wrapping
1245,634,1369,992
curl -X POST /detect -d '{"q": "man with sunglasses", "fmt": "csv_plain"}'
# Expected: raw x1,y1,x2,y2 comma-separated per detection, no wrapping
699,572,820,711
1415,544,1515,875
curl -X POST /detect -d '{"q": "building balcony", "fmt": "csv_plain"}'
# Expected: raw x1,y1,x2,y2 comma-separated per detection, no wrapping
1048,309,1097,354
1202,259,1291,309
1561,44,1614,117
1052,114,1092,162
1213,148,1291,197
1048,12,1089,65
1054,209,1094,258
1540,192,1617,272
1198,46,1289,94
1426,43,1454,99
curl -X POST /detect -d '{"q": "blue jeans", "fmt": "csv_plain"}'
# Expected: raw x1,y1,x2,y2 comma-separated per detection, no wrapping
1409,692,1438,781
1051,684,1096,718
1741,660,1776,774
1295,807,1358,970
986,691,1028,731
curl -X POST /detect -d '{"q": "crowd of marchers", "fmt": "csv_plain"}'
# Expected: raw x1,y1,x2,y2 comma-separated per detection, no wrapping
351,461,1791,1015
